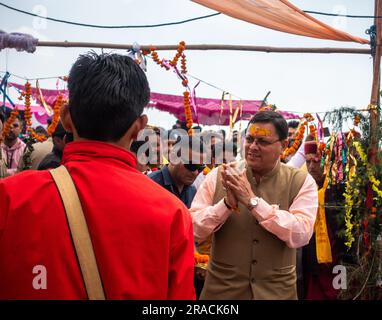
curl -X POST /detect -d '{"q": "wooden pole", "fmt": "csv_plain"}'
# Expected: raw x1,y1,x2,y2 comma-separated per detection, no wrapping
369,0,382,164
36,41,370,54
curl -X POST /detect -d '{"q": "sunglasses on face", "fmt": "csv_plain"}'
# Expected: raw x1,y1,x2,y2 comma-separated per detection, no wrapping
245,135,280,147
183,163,205,173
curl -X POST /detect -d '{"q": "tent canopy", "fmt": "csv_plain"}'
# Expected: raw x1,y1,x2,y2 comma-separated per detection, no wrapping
192,0,369,44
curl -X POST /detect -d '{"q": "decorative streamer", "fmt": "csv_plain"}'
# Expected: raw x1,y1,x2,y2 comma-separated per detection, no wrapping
218,91,227,125
36,80,53,116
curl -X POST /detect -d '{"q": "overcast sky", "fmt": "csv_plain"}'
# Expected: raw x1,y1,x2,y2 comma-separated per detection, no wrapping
0,0,375,130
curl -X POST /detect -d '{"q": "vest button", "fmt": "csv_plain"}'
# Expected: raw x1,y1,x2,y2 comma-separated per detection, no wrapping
252,260,258,265
251,278,256,283
253,239,259,244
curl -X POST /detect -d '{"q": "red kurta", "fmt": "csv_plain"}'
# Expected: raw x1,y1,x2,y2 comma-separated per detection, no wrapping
0,141,195,300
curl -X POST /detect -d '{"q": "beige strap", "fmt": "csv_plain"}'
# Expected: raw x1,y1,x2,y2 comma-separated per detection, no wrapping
50,165,105,300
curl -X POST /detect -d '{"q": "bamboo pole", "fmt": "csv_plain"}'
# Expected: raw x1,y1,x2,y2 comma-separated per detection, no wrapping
37,41,370,54
369,0,381,165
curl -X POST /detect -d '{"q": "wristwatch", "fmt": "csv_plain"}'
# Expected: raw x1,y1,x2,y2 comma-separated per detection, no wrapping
247,197,261,211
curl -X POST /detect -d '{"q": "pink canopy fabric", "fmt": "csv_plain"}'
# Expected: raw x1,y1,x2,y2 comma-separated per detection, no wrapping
149,92,298,125
7,82,299,126
192,0,369,44
3,102,50,125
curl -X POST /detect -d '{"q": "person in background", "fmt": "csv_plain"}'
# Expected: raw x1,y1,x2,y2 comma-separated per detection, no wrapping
302,135,344,300
0,116,26,176
130,140,151,173
37,121,67,170
149,135,205,209
29,122,54,170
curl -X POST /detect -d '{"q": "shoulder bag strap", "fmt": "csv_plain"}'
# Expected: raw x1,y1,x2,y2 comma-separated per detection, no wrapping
50,165,105,300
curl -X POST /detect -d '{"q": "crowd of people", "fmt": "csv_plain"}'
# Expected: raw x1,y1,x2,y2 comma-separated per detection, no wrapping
0,52,348,300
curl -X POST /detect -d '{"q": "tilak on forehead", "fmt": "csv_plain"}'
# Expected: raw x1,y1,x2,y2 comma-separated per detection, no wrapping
248,125,271,137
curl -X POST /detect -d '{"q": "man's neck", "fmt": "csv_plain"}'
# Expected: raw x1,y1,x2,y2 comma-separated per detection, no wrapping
167,165,184,194
316,178,325,189
251,162,278,184
4,138,17,148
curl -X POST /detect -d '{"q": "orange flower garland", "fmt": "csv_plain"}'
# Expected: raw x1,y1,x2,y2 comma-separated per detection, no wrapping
183,91,193,134
281,124,305,160
170,41,185,67
181,53,187,74
23,81,32,128
203,166,211,176
147,41,193,135
48,95,63,136
194,252,209,267
281,113,315,161
30,94,65,142
309,124,317,138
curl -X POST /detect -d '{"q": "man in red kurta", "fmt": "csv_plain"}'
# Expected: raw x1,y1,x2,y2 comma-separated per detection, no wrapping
0,52,195,300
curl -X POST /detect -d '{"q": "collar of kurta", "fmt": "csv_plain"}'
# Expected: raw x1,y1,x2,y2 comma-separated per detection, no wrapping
62,140,137,168
246,159,281,184
161,165,174,186
1,138,24,151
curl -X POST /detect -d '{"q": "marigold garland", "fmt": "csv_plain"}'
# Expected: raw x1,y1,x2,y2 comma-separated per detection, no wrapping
30,94,64,142
309,124,317,138
183,91,193,134
23,81,32,128
203,166,211,176
194,252,209,267
281,122,305,160
281,113,316,161
148,41,193,135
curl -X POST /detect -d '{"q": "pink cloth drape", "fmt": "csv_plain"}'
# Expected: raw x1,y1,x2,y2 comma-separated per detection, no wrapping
7,82,299,126
192,0,369,44
149,92,298,125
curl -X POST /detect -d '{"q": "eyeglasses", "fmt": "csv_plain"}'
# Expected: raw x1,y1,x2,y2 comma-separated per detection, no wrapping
245,135,280,147
183,163,205,173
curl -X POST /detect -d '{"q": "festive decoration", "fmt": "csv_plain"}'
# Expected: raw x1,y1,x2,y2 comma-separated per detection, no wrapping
30,93,64,142
194,252,209,269
23,81,32,128
324,106,382,300
183,91,193,134
202,166,211,176
147,41,194,135
281,114,314,161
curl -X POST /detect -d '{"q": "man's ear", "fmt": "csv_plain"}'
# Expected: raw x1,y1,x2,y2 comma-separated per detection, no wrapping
129,114,148,141
60,104,74,133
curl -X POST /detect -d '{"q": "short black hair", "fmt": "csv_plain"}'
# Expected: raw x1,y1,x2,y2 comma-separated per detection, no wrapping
174,135,205,154
288,120,299,129
130,140,146,155
68,52,150,141
248,111,288,140
52,121,67,139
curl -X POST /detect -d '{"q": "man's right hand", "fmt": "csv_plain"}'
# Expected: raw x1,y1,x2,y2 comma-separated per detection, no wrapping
221,165,238,210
